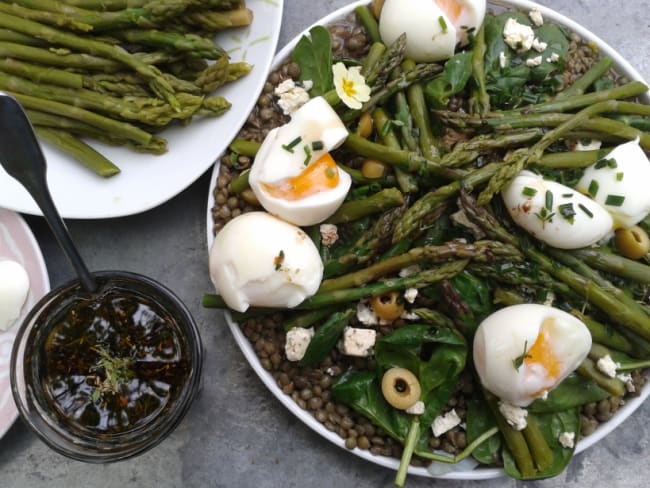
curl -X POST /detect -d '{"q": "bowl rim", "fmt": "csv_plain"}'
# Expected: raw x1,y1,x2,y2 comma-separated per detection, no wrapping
10,270,203,463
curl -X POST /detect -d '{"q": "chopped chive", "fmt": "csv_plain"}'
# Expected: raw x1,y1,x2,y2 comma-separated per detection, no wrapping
281,136,302,153
558,203,575,223
578,203,594,218
562,193,573,198
607,159,618,168
616,172,624,181
325,167,336,179
438,15,448,32
605,194,625,206
303,145,312,166
274,250,285,271
522,186,538,197
595,158,608,169
311,140,324,151
588,179,599,197
545,190,553,211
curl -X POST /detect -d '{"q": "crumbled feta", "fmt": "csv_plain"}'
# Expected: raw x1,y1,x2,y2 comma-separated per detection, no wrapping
546,52,560,63
558,431,575,448
526,55,543,67
596,354,619,378
399,265,421,278
498,51,507,69
320,223,339,247
542,291,555,307
503,18,535,52
406,400,425,415
575,139,602,151
404,287,418,304
400,310,419,321
274,78,311,115
529,8,544,27
356,300,379,325
432,409,462,437
498,401,528,431
532,38,548,52
617,372,636,393
284,327,315,361
338,326,376,357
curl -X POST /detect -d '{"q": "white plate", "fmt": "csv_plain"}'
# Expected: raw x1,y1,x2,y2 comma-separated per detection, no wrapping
0,209,49,438
0,0,283,219
206,0,650,480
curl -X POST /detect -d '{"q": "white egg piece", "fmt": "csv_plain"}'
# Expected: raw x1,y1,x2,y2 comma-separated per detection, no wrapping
502,170,613,249
0,259,30,331
379,0,487,62
248,96,351,226
209,212,323,313
473,304,592,407
576,138,650,228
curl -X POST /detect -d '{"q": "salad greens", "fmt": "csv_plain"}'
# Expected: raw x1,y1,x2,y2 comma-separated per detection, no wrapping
205,3,650,485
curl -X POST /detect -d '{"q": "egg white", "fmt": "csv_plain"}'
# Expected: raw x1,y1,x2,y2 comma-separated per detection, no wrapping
576,138,650,229
379,0,486,62
0,259,30,331
502,170,613,249
473,304,592,406
249,96,351,226
209,212,323,313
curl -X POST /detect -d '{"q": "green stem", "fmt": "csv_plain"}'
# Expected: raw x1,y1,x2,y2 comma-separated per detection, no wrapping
557,57,614,98
395,417,419,488
354,5,381,44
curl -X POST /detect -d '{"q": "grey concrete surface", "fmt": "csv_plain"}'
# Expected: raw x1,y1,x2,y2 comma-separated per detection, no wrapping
2,1,650,487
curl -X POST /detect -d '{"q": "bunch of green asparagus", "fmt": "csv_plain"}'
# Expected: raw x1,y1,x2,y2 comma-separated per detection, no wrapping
0,0,254,176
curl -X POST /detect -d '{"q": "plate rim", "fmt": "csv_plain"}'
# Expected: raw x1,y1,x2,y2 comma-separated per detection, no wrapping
0,0,284,220
0,208,50,439
205,0,650,480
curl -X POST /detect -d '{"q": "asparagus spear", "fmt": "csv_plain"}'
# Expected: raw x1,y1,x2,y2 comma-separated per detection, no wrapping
181,8,253,31
58,0,242,9
556,57,614,98
469,23,490,115
402,58,439,159
571,248,650,285
325,188,405,224
354,4,381,44
34,127,120,177
112,29,225,59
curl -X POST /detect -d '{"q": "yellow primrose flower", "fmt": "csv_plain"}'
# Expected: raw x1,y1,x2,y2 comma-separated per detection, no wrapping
332,62,371,110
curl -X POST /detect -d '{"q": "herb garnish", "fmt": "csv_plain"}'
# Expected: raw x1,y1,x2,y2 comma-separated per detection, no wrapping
558,203,575,223
522,186,538,197
535,207,555,227
438,15,448,32
544,190,553,211
282,136,302,153
91,346,134,400
303,144,312,166
588,179,599,197
605,194,625,206
311,140,324,151
578,203,594,218
274,250,285,270
616,172,624,181
290,26,334,97
561,193,573,198
595,157,616,169
512,340,532,372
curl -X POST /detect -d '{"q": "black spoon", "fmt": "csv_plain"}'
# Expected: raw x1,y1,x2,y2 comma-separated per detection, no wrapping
0,92,97,292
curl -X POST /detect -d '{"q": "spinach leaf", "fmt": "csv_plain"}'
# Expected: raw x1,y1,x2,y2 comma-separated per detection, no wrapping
424,52,473,109
448,271,492,335
290,25,334,97
332,325,467,449
502,409,580,480
467,391,501,465
299,308,354,367
528,374,609,413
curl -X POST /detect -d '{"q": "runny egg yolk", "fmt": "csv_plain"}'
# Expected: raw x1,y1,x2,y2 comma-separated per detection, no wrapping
261,153,340,201
524,317,561,383
434,0,462,23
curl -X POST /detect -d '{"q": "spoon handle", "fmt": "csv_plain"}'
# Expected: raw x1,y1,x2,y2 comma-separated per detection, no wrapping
32,185,97,293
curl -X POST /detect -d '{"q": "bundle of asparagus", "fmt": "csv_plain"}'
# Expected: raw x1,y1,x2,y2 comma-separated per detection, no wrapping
0,0,253,176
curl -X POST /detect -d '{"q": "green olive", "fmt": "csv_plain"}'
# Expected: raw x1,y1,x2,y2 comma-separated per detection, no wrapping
361,159,387,179
371,291,404,321
356,111,374,139
615,225,650,259
381,367,421,410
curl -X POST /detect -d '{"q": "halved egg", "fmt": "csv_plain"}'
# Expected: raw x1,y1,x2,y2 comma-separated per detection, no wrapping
473,304,592,406
576,138,650,229
0,259,30,331
248,96,351,226
502,170,613,249
379,0,487,62
209,212,323,313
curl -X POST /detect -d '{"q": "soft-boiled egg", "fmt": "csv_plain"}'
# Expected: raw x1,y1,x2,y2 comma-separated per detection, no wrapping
379,0,486,62
0,259,30,331
248,96,351,226
502,170,613,249
473,304,592,407
209,212,323,313
576,138,650,229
